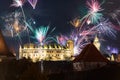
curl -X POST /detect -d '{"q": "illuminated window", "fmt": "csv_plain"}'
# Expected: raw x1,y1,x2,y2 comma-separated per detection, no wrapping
47,51,49,53
35,51,38,53
56,54,59,56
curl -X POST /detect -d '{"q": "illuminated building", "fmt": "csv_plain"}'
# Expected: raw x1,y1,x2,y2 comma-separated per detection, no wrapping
117,54,120,62
19,40,74,62
73,43,109,71
93,36,100,51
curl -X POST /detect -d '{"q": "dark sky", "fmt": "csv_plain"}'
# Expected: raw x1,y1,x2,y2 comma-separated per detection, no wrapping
0,0,85,31
0,0,120,55
0,0,120,33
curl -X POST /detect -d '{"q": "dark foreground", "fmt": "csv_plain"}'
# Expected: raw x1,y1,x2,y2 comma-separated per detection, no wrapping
0,59,120,80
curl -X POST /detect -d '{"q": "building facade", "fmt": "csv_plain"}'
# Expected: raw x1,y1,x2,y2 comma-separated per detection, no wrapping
19,40,74,62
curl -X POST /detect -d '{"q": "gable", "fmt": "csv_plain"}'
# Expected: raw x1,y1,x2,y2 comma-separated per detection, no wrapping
74,43,109,62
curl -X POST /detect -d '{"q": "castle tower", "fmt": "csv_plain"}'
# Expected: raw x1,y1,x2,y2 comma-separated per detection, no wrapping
93,36,100,51
0,30,9,55
66,40,74,56
19,45,22,59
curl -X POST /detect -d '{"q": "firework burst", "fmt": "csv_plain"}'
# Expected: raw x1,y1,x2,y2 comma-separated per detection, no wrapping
70,17,81,28
86,0,103,24
96,18,117,38
34,26,49,45
11,0,25,7
32,26,56,45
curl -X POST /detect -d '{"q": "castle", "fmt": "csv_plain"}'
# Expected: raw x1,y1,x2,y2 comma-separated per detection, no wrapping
19,40,74,62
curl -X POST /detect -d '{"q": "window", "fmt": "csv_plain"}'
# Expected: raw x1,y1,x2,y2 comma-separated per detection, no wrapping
56,50,61,53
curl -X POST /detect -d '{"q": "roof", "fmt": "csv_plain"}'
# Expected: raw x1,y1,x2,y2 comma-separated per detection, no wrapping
0,30,14,57
73,43,109,62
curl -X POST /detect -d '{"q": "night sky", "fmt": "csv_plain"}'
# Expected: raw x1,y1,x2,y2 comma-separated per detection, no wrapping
0,0,120,55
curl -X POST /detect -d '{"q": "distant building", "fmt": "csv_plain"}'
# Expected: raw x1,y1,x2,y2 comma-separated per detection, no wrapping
117,54,120,62
73,43,109,71
110,53,120,62
19,40,74,62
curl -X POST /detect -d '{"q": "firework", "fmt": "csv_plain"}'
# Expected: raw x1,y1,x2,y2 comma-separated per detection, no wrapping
72,30,92,56
70,17,81,28
11,0,25,7
2,0,119,57
1,12,28,44
28,0,38,9
2,12,26,37
11,0,24,7
86,0,103,24
56,34,68,46
11,0,27,21
34,26,49,43
32,26,56,45
71,17,117,55
96,18,116,38
109,8,120,25
11,0,33,43
56,29,94,56
77,0,103,30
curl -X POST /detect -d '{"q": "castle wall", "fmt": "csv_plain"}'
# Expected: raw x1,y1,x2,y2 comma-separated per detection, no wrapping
73,62,107,71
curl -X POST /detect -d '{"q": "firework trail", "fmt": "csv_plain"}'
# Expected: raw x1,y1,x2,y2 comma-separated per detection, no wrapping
96,18,117,38
109,8,120,25
56,34,68,46
11,0,36,43
4,0,118,56
86,0,104,23
77,0,104,31
11,0,26,20
70,0,104,33
27,0,38,9
69,17,116,55
70,17,81,28
1,11,27,44
69,0,117,55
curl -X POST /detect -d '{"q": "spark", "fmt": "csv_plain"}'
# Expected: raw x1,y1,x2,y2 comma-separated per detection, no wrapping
11,0,24,7
70,17,81,28
27,0,38,9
